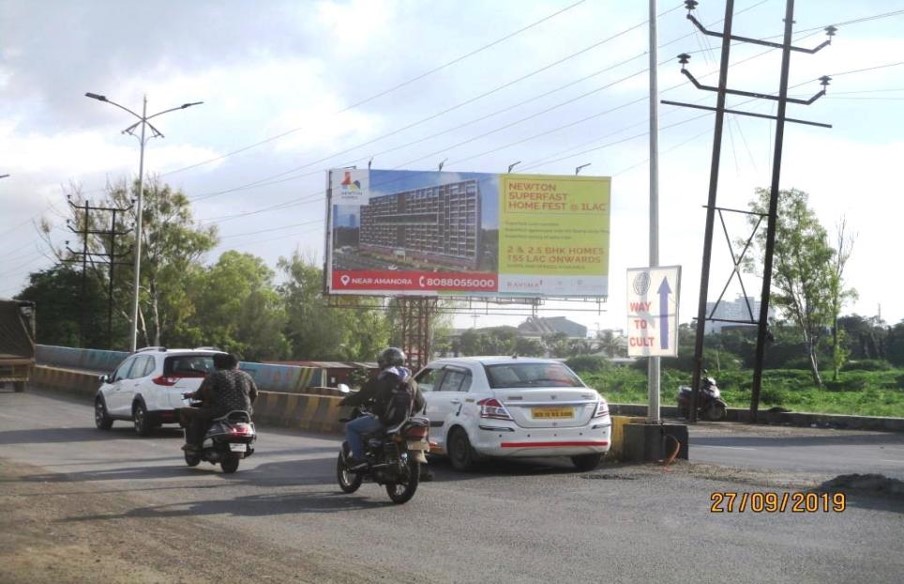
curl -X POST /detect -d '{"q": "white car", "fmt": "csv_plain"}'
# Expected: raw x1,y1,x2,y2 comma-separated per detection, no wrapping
414,356,611,471
94,346,227,436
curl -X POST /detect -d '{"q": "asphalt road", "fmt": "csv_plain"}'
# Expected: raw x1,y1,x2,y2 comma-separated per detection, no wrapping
1,387,903,584
686,421,904,480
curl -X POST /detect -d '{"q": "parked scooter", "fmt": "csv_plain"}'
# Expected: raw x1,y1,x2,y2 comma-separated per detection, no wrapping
182,398,257,473
677,369,727,421
336,385,430,504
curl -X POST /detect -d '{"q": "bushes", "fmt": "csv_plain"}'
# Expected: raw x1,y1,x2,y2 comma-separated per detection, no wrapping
565,355,611,374
841,359,892,372
579,363,904,415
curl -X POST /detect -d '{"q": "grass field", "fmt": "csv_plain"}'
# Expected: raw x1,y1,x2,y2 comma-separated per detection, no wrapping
580,367,904,418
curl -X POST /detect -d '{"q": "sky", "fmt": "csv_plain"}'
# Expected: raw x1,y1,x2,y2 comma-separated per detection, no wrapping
2,0,903,339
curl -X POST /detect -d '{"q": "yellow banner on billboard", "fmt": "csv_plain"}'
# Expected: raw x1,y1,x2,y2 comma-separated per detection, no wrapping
499,174,610,289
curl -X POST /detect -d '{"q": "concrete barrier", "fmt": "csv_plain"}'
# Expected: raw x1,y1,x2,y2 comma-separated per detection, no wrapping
30,365,347,434
31,365,101,398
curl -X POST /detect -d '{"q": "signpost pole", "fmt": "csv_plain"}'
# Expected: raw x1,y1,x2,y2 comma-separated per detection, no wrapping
648,0,661,424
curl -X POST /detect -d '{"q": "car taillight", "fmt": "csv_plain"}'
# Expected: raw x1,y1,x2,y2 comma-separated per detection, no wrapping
478,398,513,421
152,375,178,386
592,399,609,418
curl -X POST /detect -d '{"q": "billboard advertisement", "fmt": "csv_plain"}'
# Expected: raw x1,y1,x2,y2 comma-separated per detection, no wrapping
326,168,611,298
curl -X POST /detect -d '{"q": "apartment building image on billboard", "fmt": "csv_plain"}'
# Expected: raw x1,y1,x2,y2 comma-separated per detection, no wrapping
359,179,482,270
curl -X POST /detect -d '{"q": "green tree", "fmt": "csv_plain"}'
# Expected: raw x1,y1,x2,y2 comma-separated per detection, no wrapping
828,218,857,380
278,252,389,360
44,177,218,348
742,188,851,387
16,265,108,348
594,329,627,358
190,251,289,361
837,314,887,361
543,331,570,358
886,320,904,367
514,336,545,357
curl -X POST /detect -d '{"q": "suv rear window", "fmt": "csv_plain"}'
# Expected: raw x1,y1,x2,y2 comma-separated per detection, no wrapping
164,354,216,378
485,362,584,389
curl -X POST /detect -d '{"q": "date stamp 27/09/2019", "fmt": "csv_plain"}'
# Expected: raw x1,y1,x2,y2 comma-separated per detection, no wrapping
710,491,846,513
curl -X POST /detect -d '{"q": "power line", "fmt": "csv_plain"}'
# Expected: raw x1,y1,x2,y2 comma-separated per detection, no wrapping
186,25,660,203
161,0,593,178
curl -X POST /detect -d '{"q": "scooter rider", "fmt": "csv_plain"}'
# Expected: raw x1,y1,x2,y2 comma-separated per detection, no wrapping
181,352,258,453
339,347,424,471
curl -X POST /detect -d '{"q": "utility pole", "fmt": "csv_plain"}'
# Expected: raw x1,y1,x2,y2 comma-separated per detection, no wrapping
664,0,833,422
64,197,133,349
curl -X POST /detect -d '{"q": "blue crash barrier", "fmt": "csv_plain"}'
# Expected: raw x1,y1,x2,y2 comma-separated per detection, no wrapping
34,344,324,393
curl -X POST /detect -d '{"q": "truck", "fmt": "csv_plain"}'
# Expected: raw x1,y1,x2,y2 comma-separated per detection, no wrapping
0,299,36,392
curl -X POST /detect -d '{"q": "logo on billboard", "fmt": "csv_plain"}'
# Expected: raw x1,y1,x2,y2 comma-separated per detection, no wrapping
332,169,369,205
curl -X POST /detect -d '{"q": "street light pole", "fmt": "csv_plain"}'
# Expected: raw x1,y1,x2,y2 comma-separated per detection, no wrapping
133,95,148,355
85,92,202,352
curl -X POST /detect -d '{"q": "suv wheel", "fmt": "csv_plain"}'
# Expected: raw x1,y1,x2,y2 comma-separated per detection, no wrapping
95,397,114,430
133,401,152,436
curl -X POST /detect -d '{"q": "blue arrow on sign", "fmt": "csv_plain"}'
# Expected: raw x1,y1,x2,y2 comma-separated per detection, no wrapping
658,277,671,350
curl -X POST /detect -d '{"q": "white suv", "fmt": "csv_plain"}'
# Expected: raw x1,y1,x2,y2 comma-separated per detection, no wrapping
94,347,227,436
414,356,611,471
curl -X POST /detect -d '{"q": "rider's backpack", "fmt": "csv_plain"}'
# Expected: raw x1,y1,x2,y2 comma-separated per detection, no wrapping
378,379,418,427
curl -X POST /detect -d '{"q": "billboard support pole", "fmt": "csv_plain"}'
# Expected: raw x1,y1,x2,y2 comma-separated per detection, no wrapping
397,297,438,371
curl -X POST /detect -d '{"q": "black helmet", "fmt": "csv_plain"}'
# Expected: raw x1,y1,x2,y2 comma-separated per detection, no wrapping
377,347,406,369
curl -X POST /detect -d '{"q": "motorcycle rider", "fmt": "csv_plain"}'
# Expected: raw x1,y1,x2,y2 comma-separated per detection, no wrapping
339,347,425,471
181,352,258,453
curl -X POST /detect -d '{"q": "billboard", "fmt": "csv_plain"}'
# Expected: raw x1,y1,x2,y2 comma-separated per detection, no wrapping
326,168,611,298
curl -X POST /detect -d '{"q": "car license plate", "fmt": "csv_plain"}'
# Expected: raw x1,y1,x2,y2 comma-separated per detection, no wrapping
228,443,247,452
532,407,573,419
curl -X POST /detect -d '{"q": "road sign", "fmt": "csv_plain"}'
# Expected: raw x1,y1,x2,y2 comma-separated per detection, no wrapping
626,266,681,357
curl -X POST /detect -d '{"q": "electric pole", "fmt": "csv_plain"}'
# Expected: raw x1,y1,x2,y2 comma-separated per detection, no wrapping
665,0,834,422
64,197,133,349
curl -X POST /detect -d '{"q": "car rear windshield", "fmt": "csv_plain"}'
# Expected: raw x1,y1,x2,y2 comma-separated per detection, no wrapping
164,354,216,378
485,362,585,389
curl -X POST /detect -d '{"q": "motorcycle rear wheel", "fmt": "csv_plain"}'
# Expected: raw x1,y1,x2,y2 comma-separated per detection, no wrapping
184,452,201,467
337,452,364,493
385,457,420,504
221,453,241,473
705,402,727,421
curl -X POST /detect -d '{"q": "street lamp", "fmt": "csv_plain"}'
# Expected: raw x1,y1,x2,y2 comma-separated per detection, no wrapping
85,92,202,352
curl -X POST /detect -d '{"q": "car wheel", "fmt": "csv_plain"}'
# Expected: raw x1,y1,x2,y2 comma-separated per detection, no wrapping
133,402,152,436
221,453,240,474
95,397,114,430
447,427,477,472
571,452,603,472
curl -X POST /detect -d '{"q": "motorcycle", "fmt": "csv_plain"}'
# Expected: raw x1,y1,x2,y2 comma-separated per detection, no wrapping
182,398,257,473
677,369,727,421
336,385,430,504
